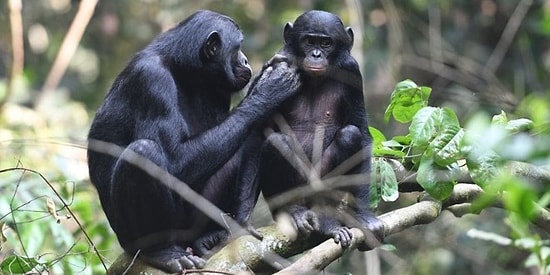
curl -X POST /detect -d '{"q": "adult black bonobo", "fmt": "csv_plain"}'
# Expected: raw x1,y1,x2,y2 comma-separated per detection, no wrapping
87,10,299,273
236,10,384,250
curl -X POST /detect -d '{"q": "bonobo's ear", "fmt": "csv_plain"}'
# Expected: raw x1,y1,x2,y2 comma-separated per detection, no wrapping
346,27,354,49
283,22,293,44
202,31,221,60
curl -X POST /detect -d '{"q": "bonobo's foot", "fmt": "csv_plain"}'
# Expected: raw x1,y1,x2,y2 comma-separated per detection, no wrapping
357,216,385,251
193,230,229,257
139,245,205,273
289,208,320,237
316,215,354,249
329,226,354,248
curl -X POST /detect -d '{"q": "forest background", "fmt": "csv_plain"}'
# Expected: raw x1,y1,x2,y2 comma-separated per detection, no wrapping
1,0,550,274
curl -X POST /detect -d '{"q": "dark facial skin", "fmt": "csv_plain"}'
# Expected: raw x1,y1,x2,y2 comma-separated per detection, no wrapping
282,10,354,77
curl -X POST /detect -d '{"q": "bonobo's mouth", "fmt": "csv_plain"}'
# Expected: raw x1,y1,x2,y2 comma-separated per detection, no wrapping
304,66,327,76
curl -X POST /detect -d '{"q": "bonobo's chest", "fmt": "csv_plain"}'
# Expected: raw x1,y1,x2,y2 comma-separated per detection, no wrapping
271,80,346,153
281,80,345,130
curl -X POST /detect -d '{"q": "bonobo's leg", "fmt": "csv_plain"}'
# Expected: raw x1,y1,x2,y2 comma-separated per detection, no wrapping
110,139,205,272
321,125,385,250
321,125,364,176
261,132,319,236
233,132,264,239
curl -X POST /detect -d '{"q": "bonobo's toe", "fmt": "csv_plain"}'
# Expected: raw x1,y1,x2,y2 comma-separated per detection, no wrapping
140,245,205,273
332,226,353,249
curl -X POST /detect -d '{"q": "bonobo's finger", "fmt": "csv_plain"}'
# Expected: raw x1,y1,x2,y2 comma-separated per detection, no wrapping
177,255,205,269
267,53,289,66
165,259,184,273
193,243,208,257
262,66,274,77
306,211,320,231
187,255,206,269
339,228,353,248
247,223,264,240
295,219,312,236
332,228,352,248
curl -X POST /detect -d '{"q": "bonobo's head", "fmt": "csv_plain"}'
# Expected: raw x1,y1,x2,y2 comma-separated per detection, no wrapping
198,11,252,91
283,10,354,77
166,10,252,92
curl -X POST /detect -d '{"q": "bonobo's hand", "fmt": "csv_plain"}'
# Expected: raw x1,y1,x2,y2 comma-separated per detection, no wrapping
265,53,291,68
250,59,300,108
287,206,320,237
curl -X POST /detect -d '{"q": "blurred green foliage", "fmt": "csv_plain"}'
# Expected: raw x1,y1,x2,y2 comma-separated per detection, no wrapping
0,0,550,274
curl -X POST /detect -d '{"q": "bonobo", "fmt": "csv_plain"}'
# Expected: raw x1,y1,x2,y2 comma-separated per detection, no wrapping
236,10,384,249
87,10,299,273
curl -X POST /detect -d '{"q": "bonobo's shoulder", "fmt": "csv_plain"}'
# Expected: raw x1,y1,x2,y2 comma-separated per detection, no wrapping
125,52,170,79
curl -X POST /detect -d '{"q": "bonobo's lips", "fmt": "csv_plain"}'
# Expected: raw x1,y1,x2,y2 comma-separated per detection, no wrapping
304,65,327,75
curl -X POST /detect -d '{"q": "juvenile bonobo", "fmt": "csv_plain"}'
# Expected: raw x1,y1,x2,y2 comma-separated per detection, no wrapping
87,10,299,273
236,10,384,250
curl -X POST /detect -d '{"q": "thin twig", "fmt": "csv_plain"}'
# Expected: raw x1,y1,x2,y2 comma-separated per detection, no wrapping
0,167,109,272
2,0,24,110
483,0,533,75
35,0,99,109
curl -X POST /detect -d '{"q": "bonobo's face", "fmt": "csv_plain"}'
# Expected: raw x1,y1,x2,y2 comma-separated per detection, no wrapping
230,42,252,91
201,19,252,92
297,33,333,76
284,10,354,77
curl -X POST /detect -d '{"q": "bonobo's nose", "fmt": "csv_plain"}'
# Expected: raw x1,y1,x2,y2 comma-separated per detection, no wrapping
312,50,322,58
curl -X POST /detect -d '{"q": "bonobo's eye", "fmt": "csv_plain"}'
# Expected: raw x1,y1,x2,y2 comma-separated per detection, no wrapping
320,38,333,48
303,36,314,46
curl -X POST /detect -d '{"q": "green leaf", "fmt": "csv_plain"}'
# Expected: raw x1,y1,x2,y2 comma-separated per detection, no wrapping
371,158,399,206
409,107,440,148
410,107,461,157
505,118,534,133
384,79,431,123
502,176,537,221
373,147,406,158
491,110,508,126
466,150,502,189
392,135,412,145
368,126,386,148
430,126,464,166
0,255,42,273
370,127,406,157
416,156,455,200
491,111,534,133
378,159,399,202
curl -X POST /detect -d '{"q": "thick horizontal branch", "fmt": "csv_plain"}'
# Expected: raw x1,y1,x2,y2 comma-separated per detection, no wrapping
108,161,550,274
205,183,550,274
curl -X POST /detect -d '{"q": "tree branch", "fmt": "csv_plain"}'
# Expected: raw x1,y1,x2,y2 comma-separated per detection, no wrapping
107,161,550,274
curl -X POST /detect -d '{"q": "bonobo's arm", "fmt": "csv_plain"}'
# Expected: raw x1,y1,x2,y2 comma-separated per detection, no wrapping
233,59,301,239
141,61,300,185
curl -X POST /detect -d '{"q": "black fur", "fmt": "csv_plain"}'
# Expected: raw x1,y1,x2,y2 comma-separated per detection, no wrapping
88,10,299,272
236,10,384,250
